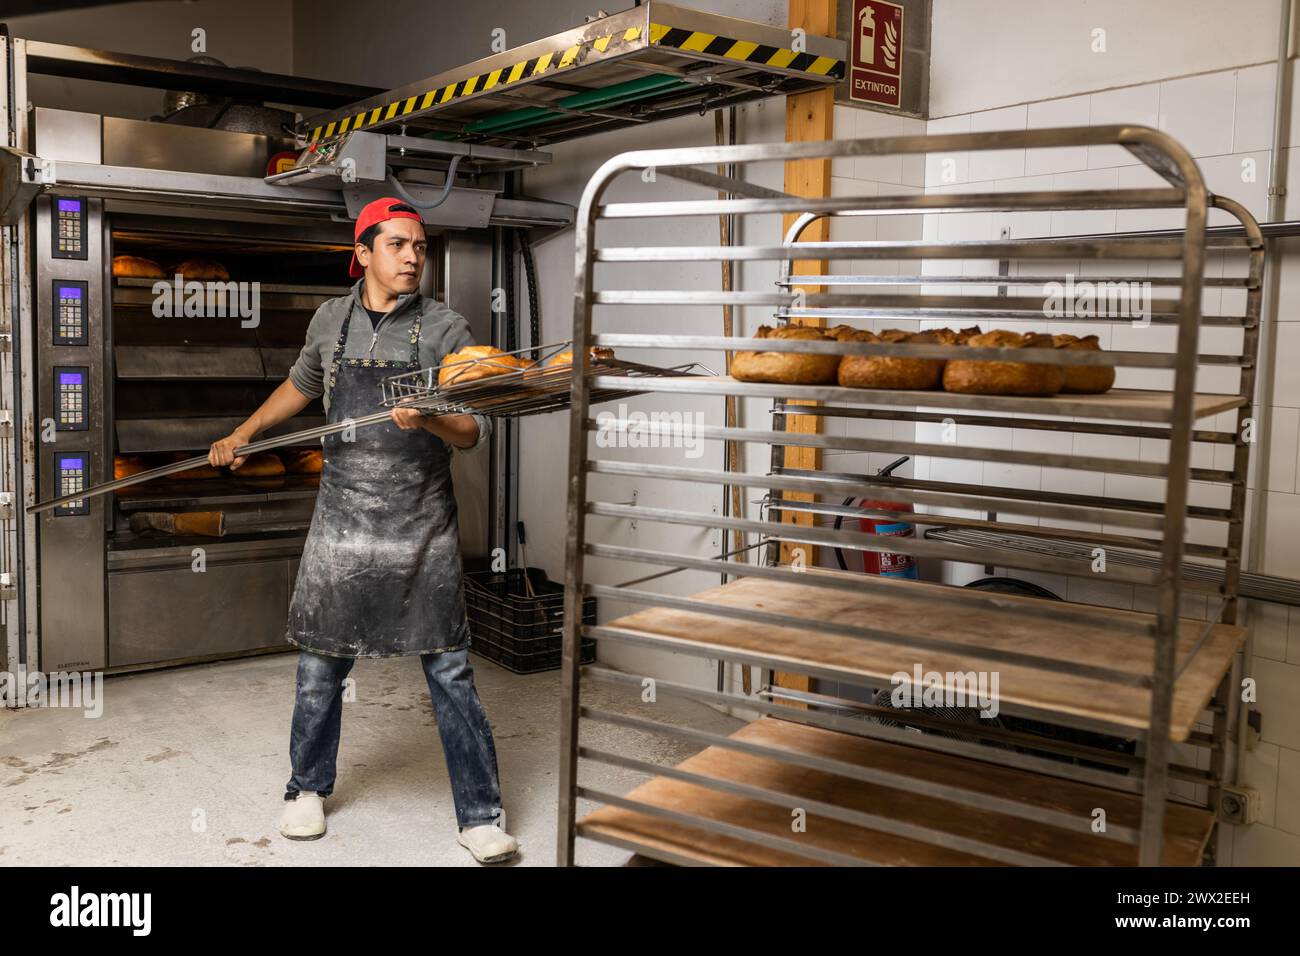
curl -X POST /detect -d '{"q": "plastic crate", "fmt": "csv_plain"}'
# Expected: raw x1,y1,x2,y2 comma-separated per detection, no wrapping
464,566,596,674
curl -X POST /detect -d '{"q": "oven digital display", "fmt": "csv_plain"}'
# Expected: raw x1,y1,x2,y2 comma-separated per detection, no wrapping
51,195,88,260
52,279,89,345
53,451,89,516
53,365,88,431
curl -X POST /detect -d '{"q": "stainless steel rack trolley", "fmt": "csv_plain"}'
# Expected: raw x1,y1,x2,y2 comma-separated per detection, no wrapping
558,126,1260,867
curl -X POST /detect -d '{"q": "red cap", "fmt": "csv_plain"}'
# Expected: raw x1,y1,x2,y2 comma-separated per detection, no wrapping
349,196,425,278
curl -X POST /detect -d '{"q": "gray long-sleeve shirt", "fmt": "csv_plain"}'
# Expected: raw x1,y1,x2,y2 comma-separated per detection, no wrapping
288,279,492,454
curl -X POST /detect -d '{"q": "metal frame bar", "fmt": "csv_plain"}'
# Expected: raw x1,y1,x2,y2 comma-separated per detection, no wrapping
559,126,1254,869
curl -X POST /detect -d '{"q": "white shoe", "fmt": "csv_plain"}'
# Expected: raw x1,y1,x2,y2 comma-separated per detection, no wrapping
279,791,326,841
457,824,518,863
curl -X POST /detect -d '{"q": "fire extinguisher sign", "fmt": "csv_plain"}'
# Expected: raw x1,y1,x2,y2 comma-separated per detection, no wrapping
850,0,904,109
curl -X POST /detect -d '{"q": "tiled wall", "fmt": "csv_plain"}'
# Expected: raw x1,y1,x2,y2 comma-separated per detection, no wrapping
824,63,1298,864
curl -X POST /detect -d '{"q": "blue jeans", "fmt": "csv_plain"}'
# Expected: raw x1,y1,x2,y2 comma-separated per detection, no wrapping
284,648,503,829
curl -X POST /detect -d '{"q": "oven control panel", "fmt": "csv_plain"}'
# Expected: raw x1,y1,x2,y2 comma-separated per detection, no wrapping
51,196,88,260
53,365,89,431
52,452,88,516
52,279,89,345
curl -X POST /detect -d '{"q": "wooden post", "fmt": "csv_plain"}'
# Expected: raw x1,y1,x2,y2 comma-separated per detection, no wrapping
774,0,836,701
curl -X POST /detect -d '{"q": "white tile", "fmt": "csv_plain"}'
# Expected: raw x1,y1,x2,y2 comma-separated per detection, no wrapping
1272,240,1300,319
1025,95,1091,176
1240,741,1280,827
1051,168,1119,237
1272,323,1300,406
833,105,861,178
857,107,905,138
928,456,983,486
1074,431,1141,460
1158,71,1236,159
1265,406,1299,493
925,112,971,187
1115,163,1187,232
1249,600,1291,661
982,461,1040,493
1282,148,1300,220
1277,746,1300,837
1088,83,1162,169
1253,656,1300,751
1198,152,1270,227
1261,492,1300,574
1230,819,1300,864
1235,64,1278,153
967,105,1027,183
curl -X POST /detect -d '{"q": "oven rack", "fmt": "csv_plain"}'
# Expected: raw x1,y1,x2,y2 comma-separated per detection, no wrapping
380,341,714,419
557,126,1260,868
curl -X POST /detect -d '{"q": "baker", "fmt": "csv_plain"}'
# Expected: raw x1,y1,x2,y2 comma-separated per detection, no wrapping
208,196,517,864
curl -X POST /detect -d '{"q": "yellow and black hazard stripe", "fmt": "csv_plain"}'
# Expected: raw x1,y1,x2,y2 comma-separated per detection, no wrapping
647,22,844,80
308,22,844,145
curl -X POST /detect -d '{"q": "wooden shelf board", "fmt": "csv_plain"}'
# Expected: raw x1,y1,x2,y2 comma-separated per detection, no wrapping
578,716,1215,867
601,574,1244,740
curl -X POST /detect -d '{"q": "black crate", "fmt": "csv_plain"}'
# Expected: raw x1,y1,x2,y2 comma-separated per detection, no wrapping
464,566,596,674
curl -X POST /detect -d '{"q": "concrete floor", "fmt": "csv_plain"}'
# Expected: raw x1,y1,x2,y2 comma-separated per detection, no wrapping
0,651,742,866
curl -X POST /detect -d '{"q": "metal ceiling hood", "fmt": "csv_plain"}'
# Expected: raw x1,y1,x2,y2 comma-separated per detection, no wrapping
298,2,846,149
21,39,383,110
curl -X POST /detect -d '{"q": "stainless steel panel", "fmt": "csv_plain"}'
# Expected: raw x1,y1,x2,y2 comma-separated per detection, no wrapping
108,559,290,667
103,115,284,179
35,193,107,672
108,534,307,571
32,107,101,164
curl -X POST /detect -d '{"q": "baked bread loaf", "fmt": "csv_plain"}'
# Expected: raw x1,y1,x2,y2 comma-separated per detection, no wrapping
175,258,230,281
1052,333,1115,394
731,325,840,385
547,346,616,367
169,452,222,480
282,449,323,474
112,255,165,279
838,328,944,390
931,325,982,345
942,330,1066,396
234,452,286,477
438,345,535,387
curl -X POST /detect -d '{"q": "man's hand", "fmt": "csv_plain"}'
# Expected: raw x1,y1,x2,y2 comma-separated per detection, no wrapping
390,406,429,431
391,407,479,448
209,429,253,470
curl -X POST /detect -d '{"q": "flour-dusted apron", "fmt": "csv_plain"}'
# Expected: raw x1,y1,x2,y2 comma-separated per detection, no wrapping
286,302,471,658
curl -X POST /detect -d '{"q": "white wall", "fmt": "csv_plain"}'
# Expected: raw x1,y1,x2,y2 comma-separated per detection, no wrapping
914,2,1300,865
928,0,1287,117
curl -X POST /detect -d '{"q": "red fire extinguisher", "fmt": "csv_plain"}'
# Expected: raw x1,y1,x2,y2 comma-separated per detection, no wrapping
835,455,919,579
